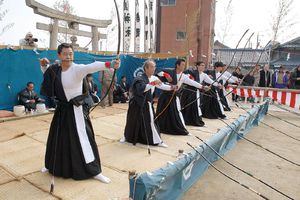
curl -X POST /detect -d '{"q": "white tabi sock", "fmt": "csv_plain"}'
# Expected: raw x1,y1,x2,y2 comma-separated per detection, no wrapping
94,173,111,184
41,167,48,173
158,142,168,148
119,137,126,143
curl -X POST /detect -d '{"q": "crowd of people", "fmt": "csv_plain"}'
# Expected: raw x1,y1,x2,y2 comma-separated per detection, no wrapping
232,64,300,89
230,64,300,102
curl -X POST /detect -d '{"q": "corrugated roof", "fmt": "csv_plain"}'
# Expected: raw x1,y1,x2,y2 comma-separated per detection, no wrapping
279,36,300,49
213,49,269,67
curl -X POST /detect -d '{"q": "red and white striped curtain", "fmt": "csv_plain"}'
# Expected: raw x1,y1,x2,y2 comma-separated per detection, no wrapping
227,86,300,109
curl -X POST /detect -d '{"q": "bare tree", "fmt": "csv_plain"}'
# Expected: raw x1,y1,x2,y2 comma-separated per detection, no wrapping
270,0,295,42
0,0,14,36
53,0,75,43
217,0,234,44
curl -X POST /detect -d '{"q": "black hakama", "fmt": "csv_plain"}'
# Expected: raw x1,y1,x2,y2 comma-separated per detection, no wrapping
124,74,163,145
201,87,226,119
156,91,189,135
45,102,101,180
180,85,205,126
218,89,231,111
41,64,102,180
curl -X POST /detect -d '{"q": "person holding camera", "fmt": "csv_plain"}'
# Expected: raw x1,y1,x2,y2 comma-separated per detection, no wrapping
19,32,38,48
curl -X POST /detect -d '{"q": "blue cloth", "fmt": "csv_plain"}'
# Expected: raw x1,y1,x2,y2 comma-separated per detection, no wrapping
272,72,288,88
0,48,176,110
129,100,270,200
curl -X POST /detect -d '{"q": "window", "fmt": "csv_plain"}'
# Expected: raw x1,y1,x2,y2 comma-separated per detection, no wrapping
176,32,186,40
160,0,176,6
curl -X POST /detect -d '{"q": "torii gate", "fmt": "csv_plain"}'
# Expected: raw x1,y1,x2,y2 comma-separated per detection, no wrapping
25,0,112,51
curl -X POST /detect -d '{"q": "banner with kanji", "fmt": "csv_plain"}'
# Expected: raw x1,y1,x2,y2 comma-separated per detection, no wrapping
149,0,154,52
134,0,141,52
144,0,149,52
123,0,131,52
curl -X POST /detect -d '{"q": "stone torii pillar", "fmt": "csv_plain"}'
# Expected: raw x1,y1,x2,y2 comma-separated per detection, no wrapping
50,19,58,49
25,0,112,51
91,26,99,52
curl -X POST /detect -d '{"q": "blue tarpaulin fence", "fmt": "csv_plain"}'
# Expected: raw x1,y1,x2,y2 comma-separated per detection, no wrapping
129,100,269,200
0,48,176,110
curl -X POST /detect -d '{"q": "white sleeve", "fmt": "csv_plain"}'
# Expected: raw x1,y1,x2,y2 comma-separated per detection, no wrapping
76,61,110,79
204,74,219,86
156,83,172,91
182,74,203,89
226,74,238,84
40,65,49,74
144,84,153,92
220,73,235,84
157,71,164,77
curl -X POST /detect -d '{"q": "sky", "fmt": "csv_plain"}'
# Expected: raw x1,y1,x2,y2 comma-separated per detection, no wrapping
1,0,300,50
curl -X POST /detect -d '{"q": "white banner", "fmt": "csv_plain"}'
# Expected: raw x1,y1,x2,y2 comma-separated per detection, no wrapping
144,0,149,52
123,0,131,52
149,0,154,52
134,0,141,52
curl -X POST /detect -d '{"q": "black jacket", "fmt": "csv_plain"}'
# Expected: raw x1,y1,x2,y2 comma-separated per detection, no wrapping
258,70,271,87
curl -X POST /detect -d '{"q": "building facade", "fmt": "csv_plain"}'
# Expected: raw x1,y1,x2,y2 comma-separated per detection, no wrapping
270,37,300,70
156,0,216,65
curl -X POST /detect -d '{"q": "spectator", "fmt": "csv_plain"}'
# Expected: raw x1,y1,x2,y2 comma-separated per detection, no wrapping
291,65,300,89
99,68,117,107
19,32,38,48
18,82,44,111
258,64,272,87
272,66,288,88
113,75,129,103
85,74,100,106
286,71,291,88
243,71,255,86
232,67,243,102
86,74,98,95
253,64,261,86
119,75,129,95
242,71,255,103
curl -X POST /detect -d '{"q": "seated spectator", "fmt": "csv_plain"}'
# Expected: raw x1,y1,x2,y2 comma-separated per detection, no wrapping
18,82,44,111
119,75,129,95
272,66,288,88
113,85,129,103
86,74,98,96
19,32,38,48
113,75,129,103
291,65,300,89
85,74,100,106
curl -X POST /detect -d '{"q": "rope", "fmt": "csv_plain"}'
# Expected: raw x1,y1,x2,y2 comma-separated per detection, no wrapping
267,112,300,129
219,118,300,167
187,143,270,200
235,103,300,143
195,136,295,200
